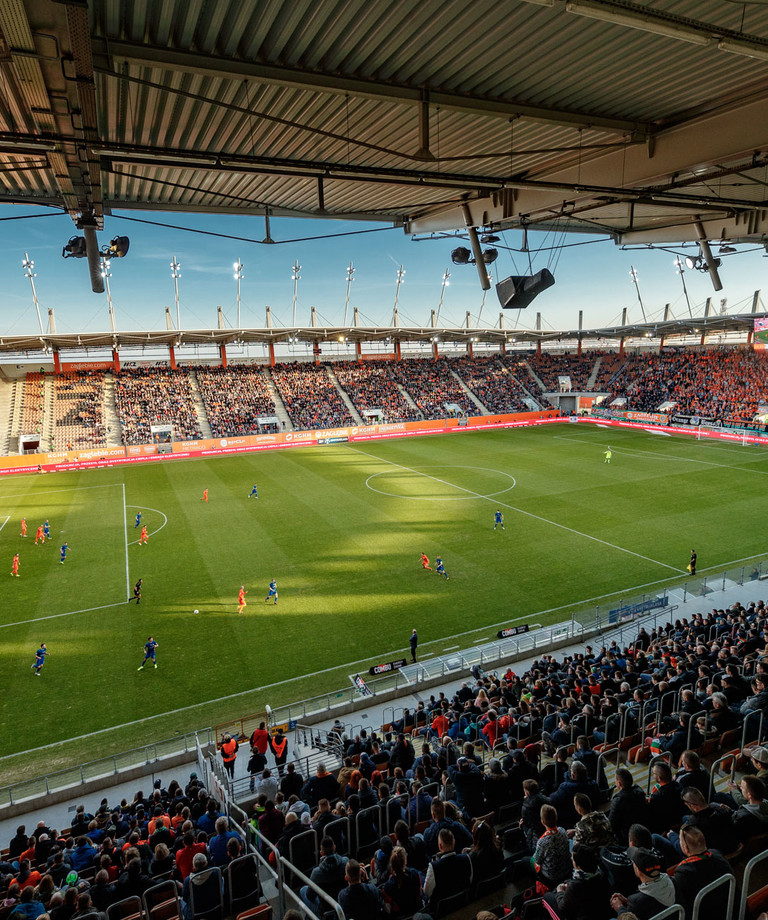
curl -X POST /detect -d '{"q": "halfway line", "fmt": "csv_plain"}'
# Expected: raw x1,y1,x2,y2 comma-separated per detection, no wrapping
0,601,127,630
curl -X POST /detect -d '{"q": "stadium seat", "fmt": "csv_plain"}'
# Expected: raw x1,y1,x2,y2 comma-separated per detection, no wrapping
226,854,262,917
235,906,272,920
143,880,181,920
106,899,143,920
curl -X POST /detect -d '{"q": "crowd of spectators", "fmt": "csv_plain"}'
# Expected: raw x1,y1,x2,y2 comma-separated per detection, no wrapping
332,362,421,423
270,364,354,430
526,352,601,393
52,373,106,450
0,775,251,920
607,348,768,420
453,356,530,414
113,369,202,445
389,359,475,419
194,366,278,437
4,599,768,920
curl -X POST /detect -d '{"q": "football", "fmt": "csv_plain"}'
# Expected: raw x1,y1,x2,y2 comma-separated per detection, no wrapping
193,609,199,614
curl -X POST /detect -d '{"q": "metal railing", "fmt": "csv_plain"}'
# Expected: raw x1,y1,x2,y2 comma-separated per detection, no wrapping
0,728,214,808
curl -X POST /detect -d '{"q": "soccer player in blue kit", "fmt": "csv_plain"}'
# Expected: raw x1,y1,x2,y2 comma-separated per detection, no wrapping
43,520,51,540
59,542,68,564
135,511,142,528
435,556,449,580
494,510,505,530
265,579,278,605
32,643,48,676
247,483,258,499
138,637,158,670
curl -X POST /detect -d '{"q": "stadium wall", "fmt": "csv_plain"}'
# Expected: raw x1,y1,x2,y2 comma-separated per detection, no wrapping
0,409,560,474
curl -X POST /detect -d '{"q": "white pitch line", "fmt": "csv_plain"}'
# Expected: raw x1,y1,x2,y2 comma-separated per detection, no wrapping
443,645,460,651
347,444,682,573
0,515,10,533
122,484,130,600
0,483,123,499
0,601,127,631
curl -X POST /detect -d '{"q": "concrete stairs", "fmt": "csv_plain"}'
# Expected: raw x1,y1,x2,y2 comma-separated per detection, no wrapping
262,368,293,431
42,377,55,451
396,383,422,417
504,366,542,410
450,369,489,415
102,374,123,447
588,356,602,390
187,372,213,439
522,361,547,393
326,366,363,424
0,379,16,455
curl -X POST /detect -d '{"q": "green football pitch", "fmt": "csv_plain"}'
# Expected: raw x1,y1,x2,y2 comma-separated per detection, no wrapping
1,423,767,783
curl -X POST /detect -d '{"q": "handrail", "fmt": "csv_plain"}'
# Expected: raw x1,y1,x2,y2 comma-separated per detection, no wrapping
737,846,768,920
692,872,735,920
278,856,346,920
647,906,685,920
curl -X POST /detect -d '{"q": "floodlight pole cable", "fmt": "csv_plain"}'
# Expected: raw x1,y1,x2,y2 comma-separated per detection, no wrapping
22,253,45,336
460,202,491,291
170,256,181,329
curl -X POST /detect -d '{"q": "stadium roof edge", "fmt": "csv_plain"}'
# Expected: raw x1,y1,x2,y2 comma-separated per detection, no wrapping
0,314,763,357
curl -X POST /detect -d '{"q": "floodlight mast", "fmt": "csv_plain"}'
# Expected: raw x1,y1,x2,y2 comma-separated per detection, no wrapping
393,265,405,324
233,259,244,328
170,256,181,329
343,263,355,326
22,253,45,336
291,261,301,326
435,269,451,325
629,265,647,323
674,257,694,319
101,257,117,333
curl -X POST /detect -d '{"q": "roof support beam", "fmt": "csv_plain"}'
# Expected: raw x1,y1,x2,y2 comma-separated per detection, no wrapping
92,38,648,138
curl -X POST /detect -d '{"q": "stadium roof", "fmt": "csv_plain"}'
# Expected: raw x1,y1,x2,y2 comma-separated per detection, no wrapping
0,312,763,356
1,0,768,246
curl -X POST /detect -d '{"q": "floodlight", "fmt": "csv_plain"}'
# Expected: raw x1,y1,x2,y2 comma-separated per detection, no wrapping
106,236,130,258
482,248,499,264
718,244,736,254
480,233,500,243
684,255,698,270
62,236,87,259
451,247,472,264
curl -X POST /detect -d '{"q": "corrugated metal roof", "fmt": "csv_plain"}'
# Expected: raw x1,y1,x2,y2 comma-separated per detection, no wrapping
0,0,766,243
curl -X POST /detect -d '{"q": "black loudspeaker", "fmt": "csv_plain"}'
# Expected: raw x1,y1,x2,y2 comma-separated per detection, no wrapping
496,268,555,309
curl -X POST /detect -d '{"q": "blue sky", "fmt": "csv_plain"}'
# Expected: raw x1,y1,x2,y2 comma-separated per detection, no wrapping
0,204,765,337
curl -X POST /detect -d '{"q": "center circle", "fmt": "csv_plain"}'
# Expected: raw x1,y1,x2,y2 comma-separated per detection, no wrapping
365,465,517,501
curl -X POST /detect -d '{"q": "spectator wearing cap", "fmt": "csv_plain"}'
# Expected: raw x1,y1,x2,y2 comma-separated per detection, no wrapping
544,843,613,920
610,846,675,920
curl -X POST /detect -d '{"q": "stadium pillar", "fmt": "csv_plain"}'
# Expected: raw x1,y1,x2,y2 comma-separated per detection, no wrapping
536,340,541,357
112,349,120,373
356,341,362,361
467,340,474,358
577,338,582,357
52,348,61,374
169,346,176,370
432,339,439,360
619,338,625,357
220,344,228,367
268,342,275,366
500,340,506,356
395,340,401,361
659,337,664,351
313,341,321,364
